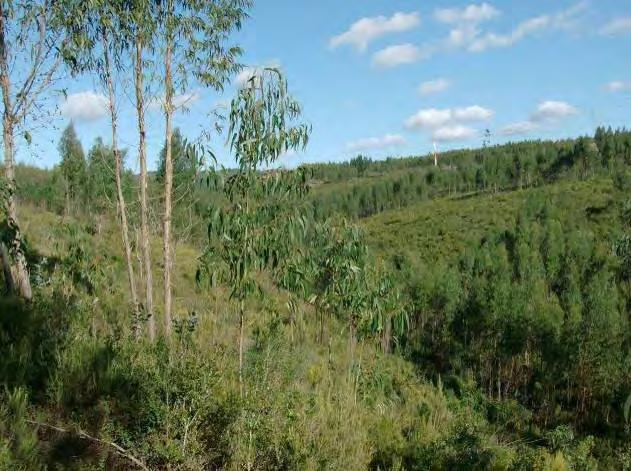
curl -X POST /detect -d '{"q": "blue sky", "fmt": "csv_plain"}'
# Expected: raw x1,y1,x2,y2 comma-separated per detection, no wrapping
17,0,631,171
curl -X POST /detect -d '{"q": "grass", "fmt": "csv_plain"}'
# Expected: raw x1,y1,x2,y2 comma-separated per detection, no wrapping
6,203,481,468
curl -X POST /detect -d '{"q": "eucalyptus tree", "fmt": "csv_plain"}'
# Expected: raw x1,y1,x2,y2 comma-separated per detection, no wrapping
366,271,407,354
0,0,70,299
201,68,310,391
62,0,141,323
160,0,250,338
312,223,369,363
129,0,157,340
257,168,312,343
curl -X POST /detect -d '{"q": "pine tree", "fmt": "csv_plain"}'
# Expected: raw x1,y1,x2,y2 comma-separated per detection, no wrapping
58,122,86,216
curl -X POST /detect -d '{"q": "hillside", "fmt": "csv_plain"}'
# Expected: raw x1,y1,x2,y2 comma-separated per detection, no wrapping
1,205,553,470
2,128,630,469
1,2,630,468
362,178,621,268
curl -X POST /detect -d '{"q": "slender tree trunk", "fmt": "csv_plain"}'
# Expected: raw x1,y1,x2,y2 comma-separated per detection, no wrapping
0,242,14,293
319,307,326,345
2,121,32,300
102,29,140,321
163,0,174,338
134,37,155,341
0,9,32,300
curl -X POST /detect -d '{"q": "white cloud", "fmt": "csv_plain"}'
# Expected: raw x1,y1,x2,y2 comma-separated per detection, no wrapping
600,17,631,35
346,133,406,152
501,100,578,136
372,43,427,68
214,99,230,109
469,2,586,52
235,67,258,87
330,12,420,52
419,78,451,95
453,105,494,122
501,121,539,136
432,3,499,54
60,91,108,121
234,60,281,87
173,90,201,109
470,15,549,51
531,100,578,122
434,3,499,25
148,89,202,111
279,149,297,159
406,105,491,142
444,25,480,49
605,80,631,92
406,108,453,129
405,105,493,130
433,125,477,142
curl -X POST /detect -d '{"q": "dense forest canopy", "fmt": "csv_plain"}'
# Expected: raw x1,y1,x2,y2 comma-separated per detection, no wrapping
0,0,629,469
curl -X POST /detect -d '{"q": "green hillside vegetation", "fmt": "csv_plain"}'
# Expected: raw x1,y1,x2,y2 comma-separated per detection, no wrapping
2,127,629,468
363,178,621,267
307,129,630,221
0,1,629,468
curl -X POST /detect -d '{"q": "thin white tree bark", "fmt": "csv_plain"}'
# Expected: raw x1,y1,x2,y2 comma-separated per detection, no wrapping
102,28,140,320
163,0,175,338
134,36,155,341
0,5,32,300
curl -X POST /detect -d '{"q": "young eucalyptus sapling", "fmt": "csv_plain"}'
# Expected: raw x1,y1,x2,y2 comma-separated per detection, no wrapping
366,271,408,353
304,218,371,366
200,68,310,393
318,224,369,364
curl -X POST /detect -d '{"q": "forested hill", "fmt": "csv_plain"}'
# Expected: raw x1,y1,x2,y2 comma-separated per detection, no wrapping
305,127,631,221
2,124,630,468
1,0,629,467
13,126,631,226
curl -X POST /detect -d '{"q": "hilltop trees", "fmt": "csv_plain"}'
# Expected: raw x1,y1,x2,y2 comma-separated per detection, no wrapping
86,138,132,217
156,128,202,239
350,154,371,177
306,129,631,222
58,122,86,216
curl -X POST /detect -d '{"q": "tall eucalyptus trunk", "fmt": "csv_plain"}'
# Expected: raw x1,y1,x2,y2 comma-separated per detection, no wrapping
162,0,174,338
134,36,155,341
0,7,32,300
102,28,140,320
